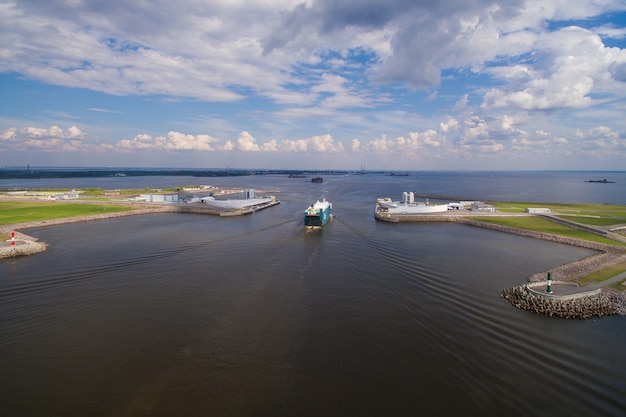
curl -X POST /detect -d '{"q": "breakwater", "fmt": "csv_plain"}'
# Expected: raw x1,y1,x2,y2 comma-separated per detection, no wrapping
457,218,626,282
0,239,47,258
374,209,626,318
376,210,626,283
502,284,626,319
0,207,168,259
0,200,281,259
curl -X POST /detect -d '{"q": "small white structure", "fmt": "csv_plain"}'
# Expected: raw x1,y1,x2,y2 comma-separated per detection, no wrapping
377,192,450,214
526,208,551,214
139,194,180,203
471,201,495,212
55,190,80,200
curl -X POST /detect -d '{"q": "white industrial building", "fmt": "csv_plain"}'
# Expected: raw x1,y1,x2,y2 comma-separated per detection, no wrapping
137,194,180,203
471,201,495,212
526,207,551,214
54,190,80,200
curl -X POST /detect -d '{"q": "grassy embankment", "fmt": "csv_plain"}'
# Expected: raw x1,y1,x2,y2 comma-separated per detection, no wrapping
0,201,138,239
494,201,624,223
3,194,626,288
0,186,227,240
9,187,181,199
475,201,626,288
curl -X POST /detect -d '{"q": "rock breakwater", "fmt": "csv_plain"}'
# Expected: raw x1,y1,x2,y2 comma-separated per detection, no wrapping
376,214,626,319
0,206,171,259
457,218,626,282
502,285,626,319
0,240,47,258
464,218,626,318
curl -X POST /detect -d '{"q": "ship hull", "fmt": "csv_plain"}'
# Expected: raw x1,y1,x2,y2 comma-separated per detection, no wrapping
304,199,332,227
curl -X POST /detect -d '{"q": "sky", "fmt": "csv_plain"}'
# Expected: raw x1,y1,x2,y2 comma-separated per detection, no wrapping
1,0,626,171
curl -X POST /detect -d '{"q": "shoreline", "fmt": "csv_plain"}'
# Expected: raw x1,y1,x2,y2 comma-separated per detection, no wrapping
0,199,282,259
374,206,626,283
3,204,626,318
5,206,625,279
0,205,172,258
374,209,626,318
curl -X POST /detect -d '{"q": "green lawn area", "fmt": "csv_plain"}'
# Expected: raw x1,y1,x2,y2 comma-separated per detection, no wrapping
471,216,626,247
492,201,626,227
576,259,626,289
0,187,182,198
0,202,137,239
471,215,626,288
78,187,182,197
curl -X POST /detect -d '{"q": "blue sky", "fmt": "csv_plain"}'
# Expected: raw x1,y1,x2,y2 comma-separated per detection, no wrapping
1,0,626,170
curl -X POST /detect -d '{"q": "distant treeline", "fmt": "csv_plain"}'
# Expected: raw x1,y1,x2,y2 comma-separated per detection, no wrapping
0,168,363,180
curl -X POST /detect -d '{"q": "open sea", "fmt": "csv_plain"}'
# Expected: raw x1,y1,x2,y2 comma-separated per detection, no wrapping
1,171,625,417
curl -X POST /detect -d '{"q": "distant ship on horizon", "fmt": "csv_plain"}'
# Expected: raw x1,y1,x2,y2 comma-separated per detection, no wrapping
585,179,615,183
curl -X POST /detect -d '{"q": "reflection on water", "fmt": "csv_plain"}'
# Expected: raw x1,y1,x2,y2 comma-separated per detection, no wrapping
1,172,625,417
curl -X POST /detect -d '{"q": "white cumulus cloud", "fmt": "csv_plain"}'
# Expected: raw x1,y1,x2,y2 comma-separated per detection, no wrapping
117,131,218,151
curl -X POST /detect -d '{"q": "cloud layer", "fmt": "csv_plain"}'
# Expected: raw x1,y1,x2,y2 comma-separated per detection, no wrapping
1,0,625,169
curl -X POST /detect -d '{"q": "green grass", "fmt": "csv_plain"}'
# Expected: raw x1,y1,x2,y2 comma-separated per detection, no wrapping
576,259,626,287
1,187,184,197
555,213,626,226
492,202,626,226
0,202,137,227
471,216,626,246
471,215,626,289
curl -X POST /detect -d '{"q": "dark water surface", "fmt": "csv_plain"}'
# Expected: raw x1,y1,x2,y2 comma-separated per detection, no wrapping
1,172,625,416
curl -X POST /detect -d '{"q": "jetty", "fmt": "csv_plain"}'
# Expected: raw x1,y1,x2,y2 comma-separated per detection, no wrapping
374,199,626,319
0,198,280,259
175,199,280,216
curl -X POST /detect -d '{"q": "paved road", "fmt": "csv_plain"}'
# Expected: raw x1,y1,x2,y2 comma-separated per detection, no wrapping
533,271,626,297
585,270,626,290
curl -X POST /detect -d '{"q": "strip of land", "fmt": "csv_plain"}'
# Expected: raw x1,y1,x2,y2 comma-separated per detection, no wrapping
374,200,626,286
4,193,626,289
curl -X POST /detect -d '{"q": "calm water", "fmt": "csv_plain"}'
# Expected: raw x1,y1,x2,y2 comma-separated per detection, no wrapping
1,171,625,417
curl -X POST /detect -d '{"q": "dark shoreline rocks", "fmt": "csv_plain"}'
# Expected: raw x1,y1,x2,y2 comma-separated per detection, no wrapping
375,211,626,319
0,240,48,258
460,219,626,318
502,284,626,319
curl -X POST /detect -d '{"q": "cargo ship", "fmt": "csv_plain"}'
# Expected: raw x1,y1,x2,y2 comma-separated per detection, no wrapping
304,198,332,227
